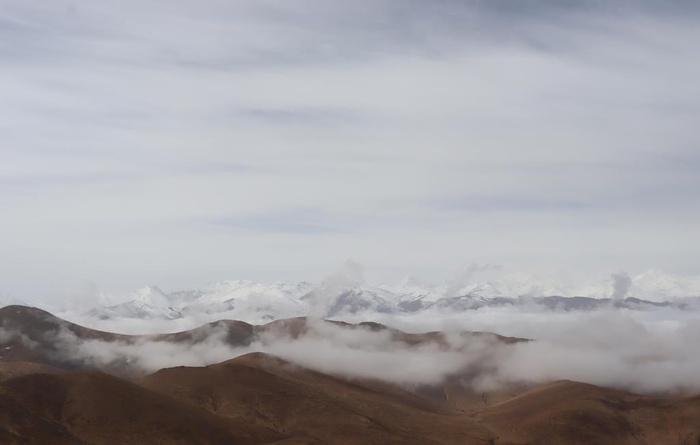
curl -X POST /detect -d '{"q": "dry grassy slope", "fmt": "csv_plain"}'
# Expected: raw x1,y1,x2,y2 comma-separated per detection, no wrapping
152,319,255,345
141,352,494,445
0,371,284,445
0,305,131,342
0,305,257,345
0,361,64,382
2,358,699,445
0,306,132,371
0,389,85,445
2,305,700,444
141,353,700,445
476,380,700,445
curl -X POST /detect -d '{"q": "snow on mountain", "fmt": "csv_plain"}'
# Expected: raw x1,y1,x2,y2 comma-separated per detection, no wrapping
18,269,696,325
132,286,172,307
196,280,314,305
572,270,700,301
302,284,398,317
631,270,700,302
427,294,483,312
378,276,443,312
85,286,183,320
83,281,316,323
183,280,313,322
457,272,567,299
490,272,567,298
573,279,614,300
87,300,182,320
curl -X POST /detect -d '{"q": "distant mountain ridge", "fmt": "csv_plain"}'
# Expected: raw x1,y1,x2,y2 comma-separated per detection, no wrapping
6,270,695,324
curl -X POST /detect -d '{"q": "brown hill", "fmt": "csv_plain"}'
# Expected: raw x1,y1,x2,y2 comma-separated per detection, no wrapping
2,305,700,444
0,351,697,444
141,357,700,445
476,380,700,445
0,361,64,382
256,316,525,346
0,305,255,374
0,371,283,445
142,352,494,445
0,305,523,377
0,305,131,371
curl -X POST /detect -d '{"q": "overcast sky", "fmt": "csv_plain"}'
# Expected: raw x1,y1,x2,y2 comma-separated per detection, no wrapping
1,1,699,299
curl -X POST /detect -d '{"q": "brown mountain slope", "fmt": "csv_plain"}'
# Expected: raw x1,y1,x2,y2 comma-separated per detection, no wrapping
0,371,283,445
0,305,132,371
0,354,700,445
256,316,525,346
0,305,523,378
141,352,495,445
0,305,255,373
142,354,700,445
0,351,698,444
0,361,64,381
0,389,84,445
476,380,700,445
2,306,700,444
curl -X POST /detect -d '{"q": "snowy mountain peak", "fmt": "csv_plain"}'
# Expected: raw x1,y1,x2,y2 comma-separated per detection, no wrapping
10,270,699,326
132,285,171,307
631,270,698,301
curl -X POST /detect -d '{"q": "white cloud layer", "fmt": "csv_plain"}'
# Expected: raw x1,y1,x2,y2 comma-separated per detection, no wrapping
26,304,700,395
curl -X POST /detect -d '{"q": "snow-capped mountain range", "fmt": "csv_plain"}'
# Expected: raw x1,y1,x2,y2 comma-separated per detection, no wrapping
9,270,695,325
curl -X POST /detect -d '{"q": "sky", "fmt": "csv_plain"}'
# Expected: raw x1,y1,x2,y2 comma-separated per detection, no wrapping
1,1,699,299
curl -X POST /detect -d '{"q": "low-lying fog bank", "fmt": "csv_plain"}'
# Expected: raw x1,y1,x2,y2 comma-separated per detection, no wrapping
6,304,698,395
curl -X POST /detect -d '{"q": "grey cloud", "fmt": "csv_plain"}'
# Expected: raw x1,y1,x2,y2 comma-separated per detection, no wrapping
611,272,632,300
206,208,343,235
0,1,676,71
445,263,502,298
0,0,699,296
237,107,367,126
343,306,700,393
432,195,589,213
23,305,700,394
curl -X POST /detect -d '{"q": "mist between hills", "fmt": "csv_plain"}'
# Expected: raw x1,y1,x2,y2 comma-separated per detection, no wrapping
21,306,700,395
